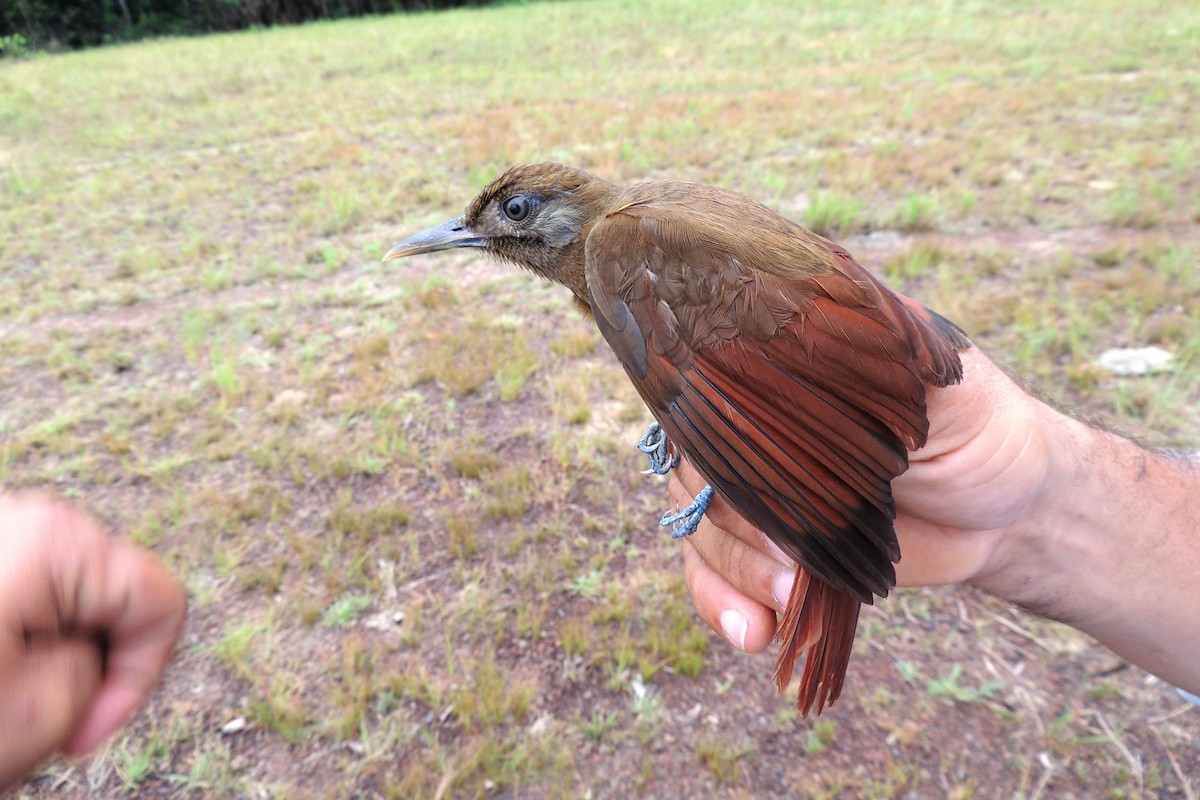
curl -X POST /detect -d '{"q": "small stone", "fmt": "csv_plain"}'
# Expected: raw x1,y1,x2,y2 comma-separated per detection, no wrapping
528,714,552,736
220,716,248,735
1095,346,1174,376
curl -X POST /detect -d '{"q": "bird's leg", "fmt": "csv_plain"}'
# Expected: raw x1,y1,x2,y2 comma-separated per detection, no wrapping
637,422,711,537
637,422,679,475
660,485,714,539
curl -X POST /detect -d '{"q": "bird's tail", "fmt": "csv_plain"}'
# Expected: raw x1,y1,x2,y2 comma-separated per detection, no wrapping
773,567,862,715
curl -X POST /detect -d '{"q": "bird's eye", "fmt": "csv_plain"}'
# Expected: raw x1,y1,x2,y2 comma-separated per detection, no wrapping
502,195,533,222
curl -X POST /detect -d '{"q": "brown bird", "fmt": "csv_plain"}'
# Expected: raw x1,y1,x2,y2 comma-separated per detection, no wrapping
384,163,969,714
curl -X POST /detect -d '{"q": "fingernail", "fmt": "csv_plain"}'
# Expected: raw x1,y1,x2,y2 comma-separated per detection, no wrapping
719,609,748,651
772,571,794,610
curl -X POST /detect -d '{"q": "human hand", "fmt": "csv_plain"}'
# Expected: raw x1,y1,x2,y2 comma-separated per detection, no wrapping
674,347,1056,652
0,495,187,789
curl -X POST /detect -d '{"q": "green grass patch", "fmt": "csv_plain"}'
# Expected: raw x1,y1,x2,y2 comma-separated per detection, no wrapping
804,191,864,237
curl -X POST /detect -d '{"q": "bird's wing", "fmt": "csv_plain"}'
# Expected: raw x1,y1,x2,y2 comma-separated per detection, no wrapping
584,202,965,603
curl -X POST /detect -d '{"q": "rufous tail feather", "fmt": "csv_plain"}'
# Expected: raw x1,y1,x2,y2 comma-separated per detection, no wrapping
773,567,862,715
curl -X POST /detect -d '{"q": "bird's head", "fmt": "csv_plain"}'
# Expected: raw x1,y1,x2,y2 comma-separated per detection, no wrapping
383,162,619,306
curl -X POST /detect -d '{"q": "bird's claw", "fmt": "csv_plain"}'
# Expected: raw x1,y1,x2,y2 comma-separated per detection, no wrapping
637,422,678,475
637,422,707,538
660,485,714,538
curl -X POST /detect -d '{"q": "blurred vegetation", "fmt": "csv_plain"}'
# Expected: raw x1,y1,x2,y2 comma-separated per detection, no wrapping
0,0,489,53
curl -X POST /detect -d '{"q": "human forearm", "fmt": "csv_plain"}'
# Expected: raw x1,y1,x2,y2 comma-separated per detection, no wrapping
970,407,1200,693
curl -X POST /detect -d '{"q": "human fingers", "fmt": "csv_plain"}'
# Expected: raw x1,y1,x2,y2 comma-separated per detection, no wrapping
0,636,102,789
0,495,186,757
63,538,186,755
672,479,795,614
668,461,792,564
679,538,777,653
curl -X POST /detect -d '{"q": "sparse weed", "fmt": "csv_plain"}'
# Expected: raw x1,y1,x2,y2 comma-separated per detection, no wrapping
559,618,590,658
214,617,272,684
482,465,535,520
251,672,313,744
1107,187,1161,229
514,599,547,640
580,709,620,741
891,192,939,232
450,650,537,733
804,191,864,237
883,241,952,283
695,733,755,784
111,727,174,792
420,321,514,397
444,512,479,559
327,635,379,739
926,664,1002,704
550,327,601,358
568,568,604,599
547,369,594,425
448,438,499,478
494,329,540,401
804,718,838,755
322,593,373,627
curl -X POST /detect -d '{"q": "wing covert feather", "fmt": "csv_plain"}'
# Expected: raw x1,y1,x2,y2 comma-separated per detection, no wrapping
586,209,967,600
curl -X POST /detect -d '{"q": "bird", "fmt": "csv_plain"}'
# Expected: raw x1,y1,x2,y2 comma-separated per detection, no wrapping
384,163,970,715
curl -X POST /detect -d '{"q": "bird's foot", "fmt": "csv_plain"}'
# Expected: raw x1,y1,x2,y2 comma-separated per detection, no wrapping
660,485,714,539
637,422,679,475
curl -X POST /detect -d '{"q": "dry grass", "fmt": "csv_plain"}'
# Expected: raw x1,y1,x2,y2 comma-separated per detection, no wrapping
3,0,1199,796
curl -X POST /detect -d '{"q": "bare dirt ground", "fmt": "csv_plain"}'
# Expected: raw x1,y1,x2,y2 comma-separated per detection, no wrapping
8,224,1200,800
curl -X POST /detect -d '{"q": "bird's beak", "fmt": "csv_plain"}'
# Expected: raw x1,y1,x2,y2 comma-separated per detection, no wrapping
382,216,486,262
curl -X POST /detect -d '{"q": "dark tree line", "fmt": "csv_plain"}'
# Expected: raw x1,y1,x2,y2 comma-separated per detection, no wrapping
1,0,486,52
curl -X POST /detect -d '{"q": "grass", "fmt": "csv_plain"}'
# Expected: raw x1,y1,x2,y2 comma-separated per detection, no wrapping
890,192,940,232
695,733,755,784
804,191,865,237
4,0,1200,796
